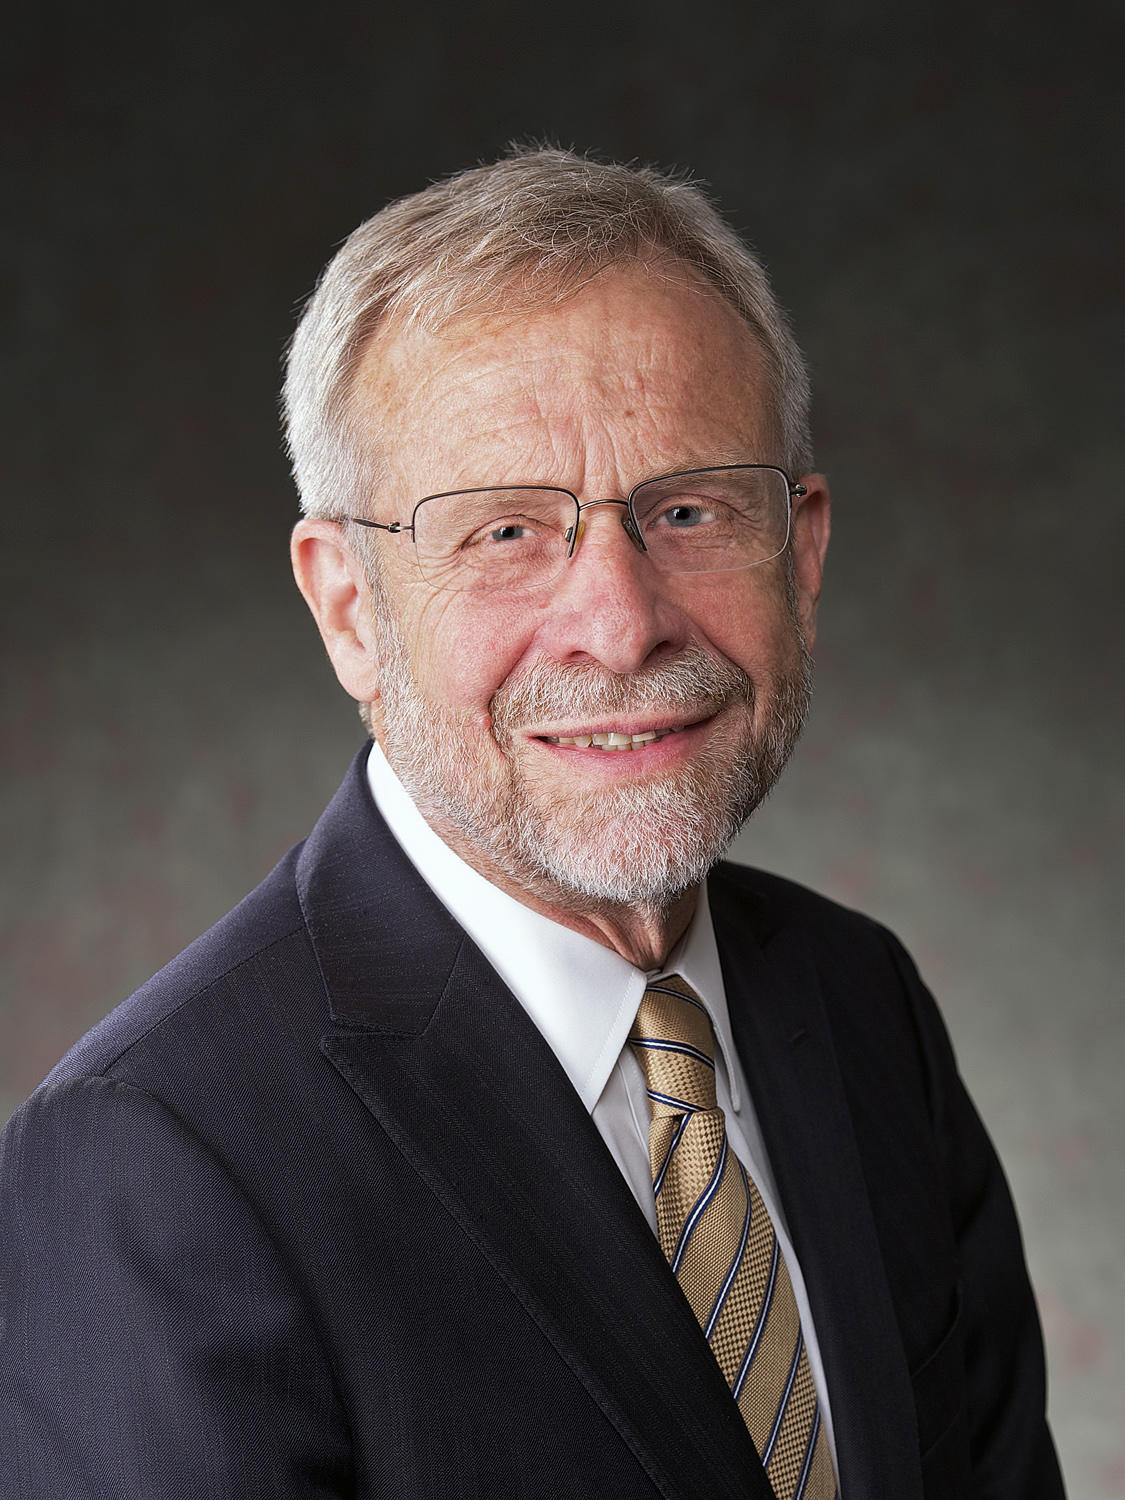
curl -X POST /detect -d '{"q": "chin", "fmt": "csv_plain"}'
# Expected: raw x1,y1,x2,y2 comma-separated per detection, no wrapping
503,756,763,909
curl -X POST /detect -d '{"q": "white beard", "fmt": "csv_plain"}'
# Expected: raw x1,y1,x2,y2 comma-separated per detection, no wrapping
373,600,811,911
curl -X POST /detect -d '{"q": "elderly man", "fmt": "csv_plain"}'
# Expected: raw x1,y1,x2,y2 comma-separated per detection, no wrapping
0,149,1063,1499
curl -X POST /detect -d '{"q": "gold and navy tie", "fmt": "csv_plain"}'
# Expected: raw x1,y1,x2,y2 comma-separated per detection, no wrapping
630,976,837,1500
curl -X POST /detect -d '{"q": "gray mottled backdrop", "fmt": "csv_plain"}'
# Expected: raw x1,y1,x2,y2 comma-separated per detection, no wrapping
4,2,1122,1492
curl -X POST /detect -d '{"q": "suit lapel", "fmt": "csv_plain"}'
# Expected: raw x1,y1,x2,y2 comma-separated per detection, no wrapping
298,754,772,1500
710,869,923,1500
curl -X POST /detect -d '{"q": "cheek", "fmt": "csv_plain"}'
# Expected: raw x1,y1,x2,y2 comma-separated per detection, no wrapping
675,568,798,676
399,589,541,712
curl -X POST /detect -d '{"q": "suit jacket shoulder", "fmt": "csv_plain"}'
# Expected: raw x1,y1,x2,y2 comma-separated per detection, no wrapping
45,842,310,1089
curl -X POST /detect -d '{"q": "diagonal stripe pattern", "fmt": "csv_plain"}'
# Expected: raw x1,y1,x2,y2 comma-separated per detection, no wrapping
630,977,837,1500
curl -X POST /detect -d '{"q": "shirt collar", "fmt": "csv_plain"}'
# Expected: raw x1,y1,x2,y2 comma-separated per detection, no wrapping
365,742,738,1113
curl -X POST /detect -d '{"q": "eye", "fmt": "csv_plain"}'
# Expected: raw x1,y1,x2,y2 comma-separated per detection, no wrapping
460,515,550,551
658,502,714,529
483,522,533,544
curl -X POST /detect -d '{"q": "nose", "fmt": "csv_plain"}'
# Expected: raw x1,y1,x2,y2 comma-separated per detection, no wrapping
537,500,687,674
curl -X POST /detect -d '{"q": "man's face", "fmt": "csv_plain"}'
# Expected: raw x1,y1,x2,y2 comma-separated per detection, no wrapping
351,264,828,912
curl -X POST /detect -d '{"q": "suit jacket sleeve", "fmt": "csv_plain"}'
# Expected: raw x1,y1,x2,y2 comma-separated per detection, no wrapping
0,1074,351,1499
884,929,1064,1499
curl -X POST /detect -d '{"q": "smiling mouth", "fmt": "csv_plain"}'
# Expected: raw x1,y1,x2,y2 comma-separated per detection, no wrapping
540,727,686,752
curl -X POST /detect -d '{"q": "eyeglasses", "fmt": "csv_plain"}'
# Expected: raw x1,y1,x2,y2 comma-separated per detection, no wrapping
348,464,804,596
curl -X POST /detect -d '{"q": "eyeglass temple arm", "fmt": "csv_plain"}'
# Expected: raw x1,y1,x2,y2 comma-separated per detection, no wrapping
347,518,413,534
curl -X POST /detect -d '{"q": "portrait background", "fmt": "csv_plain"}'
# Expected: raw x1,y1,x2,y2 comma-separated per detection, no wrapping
4,2,1121,1492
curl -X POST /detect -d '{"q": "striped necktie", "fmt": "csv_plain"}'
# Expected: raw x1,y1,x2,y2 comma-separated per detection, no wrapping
630,976,837,1500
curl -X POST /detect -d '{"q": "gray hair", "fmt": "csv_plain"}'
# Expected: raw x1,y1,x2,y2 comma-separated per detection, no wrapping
283,145,812,521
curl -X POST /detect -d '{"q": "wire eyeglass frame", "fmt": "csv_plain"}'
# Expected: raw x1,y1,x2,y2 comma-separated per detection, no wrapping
346,463,806,593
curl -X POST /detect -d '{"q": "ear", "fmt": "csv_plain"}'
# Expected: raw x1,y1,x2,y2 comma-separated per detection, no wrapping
290,519,383,705
789,473,830,648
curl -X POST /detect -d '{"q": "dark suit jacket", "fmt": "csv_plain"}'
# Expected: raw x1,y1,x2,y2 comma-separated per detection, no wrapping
0,750,1063,1499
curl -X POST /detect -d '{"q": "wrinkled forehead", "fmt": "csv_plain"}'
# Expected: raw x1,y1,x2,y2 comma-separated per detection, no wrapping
349,260,780,487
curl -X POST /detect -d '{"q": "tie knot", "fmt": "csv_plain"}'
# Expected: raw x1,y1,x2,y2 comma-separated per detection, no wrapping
629,976,718,1114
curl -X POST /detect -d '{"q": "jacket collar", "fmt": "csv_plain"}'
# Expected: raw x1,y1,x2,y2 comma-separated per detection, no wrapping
296,748,464,1035
710,867,923,1500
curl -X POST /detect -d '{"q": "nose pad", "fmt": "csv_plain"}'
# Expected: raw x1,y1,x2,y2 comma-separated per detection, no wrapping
565,501,648,560
621,513,646,552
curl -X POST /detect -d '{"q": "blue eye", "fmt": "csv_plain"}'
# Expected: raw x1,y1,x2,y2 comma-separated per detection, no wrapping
661,503,712,528
486,523,531,543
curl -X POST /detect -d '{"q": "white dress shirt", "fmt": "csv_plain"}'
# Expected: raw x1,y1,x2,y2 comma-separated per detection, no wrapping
366,742,837,1461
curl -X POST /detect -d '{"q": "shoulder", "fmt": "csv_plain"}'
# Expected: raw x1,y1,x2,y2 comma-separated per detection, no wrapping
9,833,354,1220
43,842,316,1093
708,860,949,1097
709,858,914,975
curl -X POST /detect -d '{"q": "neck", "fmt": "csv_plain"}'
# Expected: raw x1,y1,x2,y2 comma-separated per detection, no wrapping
430,814,699,971
511,881,698,972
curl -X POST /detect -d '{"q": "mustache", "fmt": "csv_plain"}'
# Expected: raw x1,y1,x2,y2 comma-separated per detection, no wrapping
489,643,753,734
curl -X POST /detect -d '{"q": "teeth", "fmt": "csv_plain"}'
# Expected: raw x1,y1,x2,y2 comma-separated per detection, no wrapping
545,728,676,751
